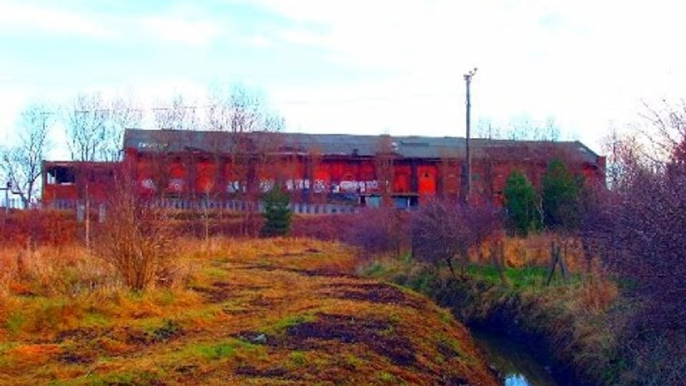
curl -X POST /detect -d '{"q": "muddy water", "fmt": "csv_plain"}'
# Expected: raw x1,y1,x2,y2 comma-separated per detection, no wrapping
472,330,562,386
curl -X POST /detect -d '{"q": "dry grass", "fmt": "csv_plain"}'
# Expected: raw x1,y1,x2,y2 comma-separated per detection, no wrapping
471,233,592,273
0,238,498,386
0,245,118,299
365,243,622,386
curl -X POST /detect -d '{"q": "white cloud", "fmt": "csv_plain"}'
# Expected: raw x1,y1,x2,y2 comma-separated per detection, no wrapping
140,15,221,47
0,2,114,38
0,1,223,47
3,0,686,156
247,0,686,151
246,35,275,48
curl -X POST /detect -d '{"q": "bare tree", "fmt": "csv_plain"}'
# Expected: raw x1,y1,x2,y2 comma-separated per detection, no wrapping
375,135,396,207
581,104,686,385
103,93,143,161
65,92,108,161
207,84,284,133
206,84,285,235
638,99,686,162
600,127,645,190
487,116,563,142
541,117,561,141
153,94,199,131
0,104,52,207
206,85,233,132
475,118,501,139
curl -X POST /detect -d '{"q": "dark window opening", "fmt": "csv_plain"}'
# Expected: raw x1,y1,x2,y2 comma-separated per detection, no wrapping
47,167,76,185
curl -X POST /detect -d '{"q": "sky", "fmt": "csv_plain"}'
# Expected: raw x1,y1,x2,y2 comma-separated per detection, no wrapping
2,0,686,158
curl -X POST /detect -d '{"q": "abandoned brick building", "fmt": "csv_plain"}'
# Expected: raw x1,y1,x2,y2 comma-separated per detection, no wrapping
42,129,606,211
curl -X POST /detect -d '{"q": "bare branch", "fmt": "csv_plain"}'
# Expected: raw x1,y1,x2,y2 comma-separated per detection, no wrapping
0,104,52,207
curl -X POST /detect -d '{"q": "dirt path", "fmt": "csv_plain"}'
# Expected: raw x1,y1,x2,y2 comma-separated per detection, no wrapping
0,239,499,386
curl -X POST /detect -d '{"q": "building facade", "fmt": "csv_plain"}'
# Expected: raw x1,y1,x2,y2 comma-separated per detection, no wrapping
42,129,606,210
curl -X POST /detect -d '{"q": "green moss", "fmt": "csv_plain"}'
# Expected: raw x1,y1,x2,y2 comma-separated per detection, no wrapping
202,266,228,278
264,313,316,335
377,371,396,383
180,339,263,362
197,342,237,360
289,351,307,367
83,311,110,328
404,266,439,295
345,354,362,369
52,370,162,386
6,311,25,336
158,290,176,306
464,264,582,290
438,309,454,324
359,261,389,278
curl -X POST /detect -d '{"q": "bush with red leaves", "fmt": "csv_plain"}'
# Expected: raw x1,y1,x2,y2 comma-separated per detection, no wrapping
0,210,78,247
343,208,411,257
411,199,501,277
582,133,686,385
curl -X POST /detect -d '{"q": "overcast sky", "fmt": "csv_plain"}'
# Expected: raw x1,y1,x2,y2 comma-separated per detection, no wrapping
2,0,686,158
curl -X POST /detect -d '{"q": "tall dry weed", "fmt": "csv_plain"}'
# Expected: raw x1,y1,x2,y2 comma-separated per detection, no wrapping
0,245,117,297
93,176,176,291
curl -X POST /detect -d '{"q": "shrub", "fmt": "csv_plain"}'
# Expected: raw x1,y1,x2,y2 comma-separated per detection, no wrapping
0,210,78,248
503,171,541,236
260,187,292,237
291,214,355,241
411,199,500,277
541,159,583,231
94,176,175,291
344,207,410,257
583,148,686,385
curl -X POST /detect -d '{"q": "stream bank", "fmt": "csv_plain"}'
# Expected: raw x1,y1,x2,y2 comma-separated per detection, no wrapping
472,329,561,386
366,263,618,386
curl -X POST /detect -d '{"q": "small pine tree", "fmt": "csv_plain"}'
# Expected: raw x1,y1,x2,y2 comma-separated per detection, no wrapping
503,171,541,236
541,159,582,232
261,186,292,237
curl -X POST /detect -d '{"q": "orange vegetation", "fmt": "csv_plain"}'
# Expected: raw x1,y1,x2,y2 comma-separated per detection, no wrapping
0,238,498,386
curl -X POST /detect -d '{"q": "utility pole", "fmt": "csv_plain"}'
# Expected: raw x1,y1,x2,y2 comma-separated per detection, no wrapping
464,67,477,204
2,182,10,217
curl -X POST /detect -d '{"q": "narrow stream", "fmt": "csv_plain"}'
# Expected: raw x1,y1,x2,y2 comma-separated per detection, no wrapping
472,330,562,386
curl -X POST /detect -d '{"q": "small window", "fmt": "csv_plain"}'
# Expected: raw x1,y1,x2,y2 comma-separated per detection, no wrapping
47,166,76,185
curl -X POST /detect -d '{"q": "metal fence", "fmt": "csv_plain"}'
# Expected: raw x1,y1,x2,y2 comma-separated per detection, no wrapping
44,199,358,216
1,198,23,210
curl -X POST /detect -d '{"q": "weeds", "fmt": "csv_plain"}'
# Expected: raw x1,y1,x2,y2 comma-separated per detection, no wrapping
289,351,307,366
151,319,182,342
367,256,620,386
0,237,500,386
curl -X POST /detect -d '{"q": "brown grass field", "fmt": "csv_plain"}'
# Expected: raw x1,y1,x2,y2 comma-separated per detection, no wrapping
0,238,498,386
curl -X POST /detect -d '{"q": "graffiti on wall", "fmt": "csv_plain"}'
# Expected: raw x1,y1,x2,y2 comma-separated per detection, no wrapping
227,179,381,194
141,177,382,195
140,178,185,192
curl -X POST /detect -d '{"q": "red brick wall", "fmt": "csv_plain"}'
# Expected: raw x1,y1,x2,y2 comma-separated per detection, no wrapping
43,151,605,206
